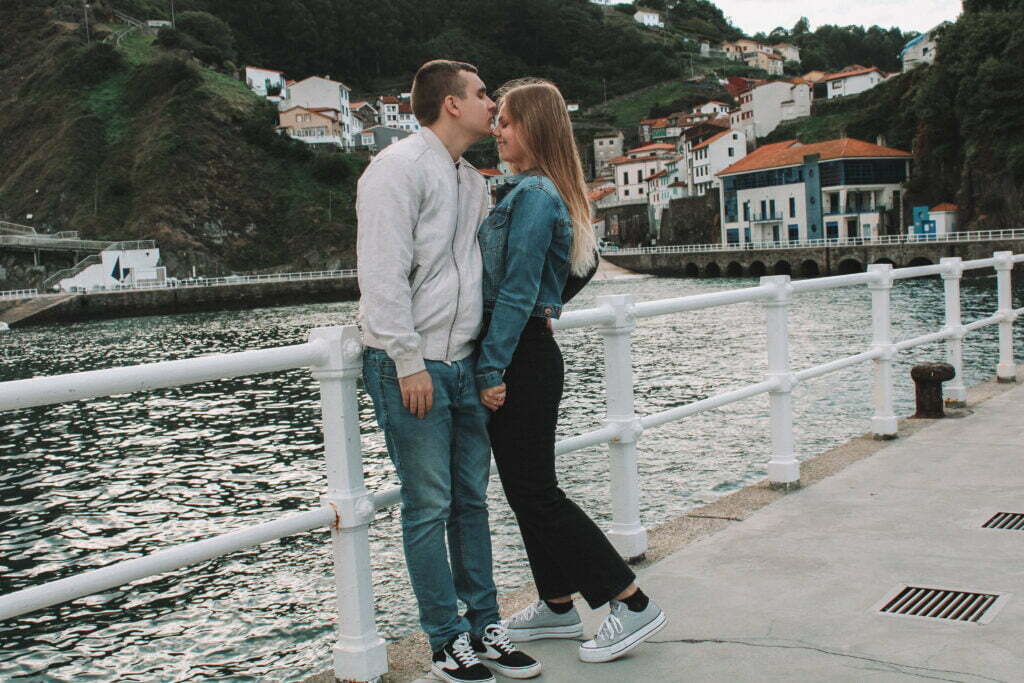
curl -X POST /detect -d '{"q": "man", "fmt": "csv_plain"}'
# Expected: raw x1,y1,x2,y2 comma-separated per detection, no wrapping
357,60,541,683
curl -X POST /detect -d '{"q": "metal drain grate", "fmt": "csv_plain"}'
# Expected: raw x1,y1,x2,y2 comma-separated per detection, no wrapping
878,586,1006,624
982,512,1024,530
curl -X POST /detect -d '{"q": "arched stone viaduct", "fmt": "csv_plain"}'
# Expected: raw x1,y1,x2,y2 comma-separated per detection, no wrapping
604,239,1024,279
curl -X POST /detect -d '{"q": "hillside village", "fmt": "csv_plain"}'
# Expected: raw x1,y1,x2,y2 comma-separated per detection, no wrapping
251,3,947,252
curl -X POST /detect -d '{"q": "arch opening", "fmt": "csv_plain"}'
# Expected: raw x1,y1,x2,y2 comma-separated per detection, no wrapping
684,263,700,278
800,260,821,277
748,261,767,277
725,261,744,277
773,260,792,276
837,258,864,275
704,262,721,278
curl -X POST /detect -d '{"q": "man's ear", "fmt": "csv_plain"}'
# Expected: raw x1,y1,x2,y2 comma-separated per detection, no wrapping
443,94,460,119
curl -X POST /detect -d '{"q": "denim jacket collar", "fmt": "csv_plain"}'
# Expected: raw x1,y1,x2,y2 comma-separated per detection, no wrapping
495,169,541,201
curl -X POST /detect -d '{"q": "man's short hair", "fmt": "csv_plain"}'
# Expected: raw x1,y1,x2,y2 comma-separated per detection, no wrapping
411,60,478,126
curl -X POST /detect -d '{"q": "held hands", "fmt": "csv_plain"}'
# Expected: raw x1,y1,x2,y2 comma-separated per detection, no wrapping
399,370,434,419
480,383,506,412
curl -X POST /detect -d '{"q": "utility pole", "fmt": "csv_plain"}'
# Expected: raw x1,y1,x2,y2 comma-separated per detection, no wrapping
169,0,176,28
603,77,607,103
83,2,91,43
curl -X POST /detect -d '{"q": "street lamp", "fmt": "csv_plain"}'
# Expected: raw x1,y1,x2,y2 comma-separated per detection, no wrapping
83,2,91,43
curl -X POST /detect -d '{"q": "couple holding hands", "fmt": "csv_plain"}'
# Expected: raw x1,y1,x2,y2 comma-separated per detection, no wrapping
356,59,664,682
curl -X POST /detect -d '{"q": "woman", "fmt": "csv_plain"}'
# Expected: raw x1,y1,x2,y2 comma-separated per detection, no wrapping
475,79,665,664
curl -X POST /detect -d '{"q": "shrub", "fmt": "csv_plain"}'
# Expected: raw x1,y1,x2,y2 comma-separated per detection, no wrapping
311,154,360,184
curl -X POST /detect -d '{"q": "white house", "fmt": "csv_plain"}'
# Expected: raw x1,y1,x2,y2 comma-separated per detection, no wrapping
690,129,747,196
593,130,625,175
57,246,164,292
395,101,420,133
731,79,812,142
245,66,287,103
822,66,887,100
611,143,675,202
716,137,912,245
694,101,731,116
771,42,801,63
634,8,664,28
284,76,355,147
930,203,958,235
376,96,400,126
901,25,944,71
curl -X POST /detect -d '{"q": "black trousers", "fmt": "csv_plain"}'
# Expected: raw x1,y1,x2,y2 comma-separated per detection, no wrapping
488,318,635,609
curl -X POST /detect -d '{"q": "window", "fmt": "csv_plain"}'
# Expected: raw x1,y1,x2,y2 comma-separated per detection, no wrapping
622,173,628,185
728,147,734,157
789,196,796,217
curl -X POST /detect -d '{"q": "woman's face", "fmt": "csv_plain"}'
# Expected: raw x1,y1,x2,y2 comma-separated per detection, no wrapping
494,105,531,169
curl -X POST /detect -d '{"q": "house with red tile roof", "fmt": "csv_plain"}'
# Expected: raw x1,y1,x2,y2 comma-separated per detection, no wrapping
822,66,889,100
716,137,912,246
283,76,355,147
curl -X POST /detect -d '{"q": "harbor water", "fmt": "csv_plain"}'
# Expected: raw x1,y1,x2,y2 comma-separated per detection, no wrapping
1,273,1021,681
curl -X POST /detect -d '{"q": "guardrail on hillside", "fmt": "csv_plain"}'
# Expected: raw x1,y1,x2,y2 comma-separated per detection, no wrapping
0,222,37,236
0,289,39,301
1,251,1022,681
609,227,1024,256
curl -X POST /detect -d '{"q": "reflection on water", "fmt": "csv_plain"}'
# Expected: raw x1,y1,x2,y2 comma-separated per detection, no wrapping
1,274,1020,680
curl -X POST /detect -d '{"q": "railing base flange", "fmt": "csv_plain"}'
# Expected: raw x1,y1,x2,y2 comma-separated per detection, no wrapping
872,433,898,441
767,480,801,492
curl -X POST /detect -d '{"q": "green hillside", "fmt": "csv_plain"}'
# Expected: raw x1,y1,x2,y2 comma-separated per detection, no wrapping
0,4,364,276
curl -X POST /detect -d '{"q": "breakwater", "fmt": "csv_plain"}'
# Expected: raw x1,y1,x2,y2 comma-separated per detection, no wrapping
0,276,359,326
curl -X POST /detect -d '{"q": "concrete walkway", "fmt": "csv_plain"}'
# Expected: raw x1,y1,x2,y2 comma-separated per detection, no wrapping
412,381,1024,682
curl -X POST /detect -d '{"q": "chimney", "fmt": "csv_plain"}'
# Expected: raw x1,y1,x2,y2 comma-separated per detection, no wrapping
876,134,887,147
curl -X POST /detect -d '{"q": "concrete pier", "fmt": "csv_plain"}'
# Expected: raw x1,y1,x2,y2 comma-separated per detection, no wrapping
313,371,1023,682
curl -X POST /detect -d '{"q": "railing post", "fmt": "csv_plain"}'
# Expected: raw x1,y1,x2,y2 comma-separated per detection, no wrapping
994,251,1017,383
596,294,648,561
760,275,800,487
308,326,388,683
867,264,898,438
940,257,967,405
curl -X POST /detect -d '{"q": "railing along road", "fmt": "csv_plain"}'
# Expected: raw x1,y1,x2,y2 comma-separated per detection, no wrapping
1,252,1022,682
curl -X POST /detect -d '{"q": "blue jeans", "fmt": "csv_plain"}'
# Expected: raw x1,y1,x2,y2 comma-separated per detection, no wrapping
362,347,500,651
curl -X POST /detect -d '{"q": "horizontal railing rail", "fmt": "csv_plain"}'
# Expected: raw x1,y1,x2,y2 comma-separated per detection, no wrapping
1,251,1023,681
0,235,112,251
0,221,37,236
608,227,1024,256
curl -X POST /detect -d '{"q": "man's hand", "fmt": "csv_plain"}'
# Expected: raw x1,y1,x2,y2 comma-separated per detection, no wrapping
480,383,506,412
399,370,434,419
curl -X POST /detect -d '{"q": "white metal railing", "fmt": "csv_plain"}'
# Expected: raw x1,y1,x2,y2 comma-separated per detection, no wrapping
0,288,38,300
0,221,37,236
608,227,1024,256
1,251,1022,682
0,235,113,251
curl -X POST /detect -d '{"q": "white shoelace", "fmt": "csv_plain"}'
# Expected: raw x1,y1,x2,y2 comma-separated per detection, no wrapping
506,601,542,626
484,624,519,653
595,611,624,642
451,633,481,666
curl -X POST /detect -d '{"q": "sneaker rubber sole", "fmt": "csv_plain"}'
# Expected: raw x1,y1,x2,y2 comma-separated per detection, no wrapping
506,622,584,642
478,658,542,679
578,610,667,663
430,662,495,683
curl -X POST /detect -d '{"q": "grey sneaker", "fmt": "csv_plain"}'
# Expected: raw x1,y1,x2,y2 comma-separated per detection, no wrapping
500,600,583,642
578,598,666,663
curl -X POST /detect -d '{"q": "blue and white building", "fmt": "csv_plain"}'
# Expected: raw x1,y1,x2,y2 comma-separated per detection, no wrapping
716,137,912,245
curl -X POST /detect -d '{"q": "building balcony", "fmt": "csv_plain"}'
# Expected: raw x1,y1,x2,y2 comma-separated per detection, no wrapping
824,204,888,216
750,212,783,223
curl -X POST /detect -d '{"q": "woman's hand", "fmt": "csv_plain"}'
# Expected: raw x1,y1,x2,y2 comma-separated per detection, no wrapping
480,383,507,412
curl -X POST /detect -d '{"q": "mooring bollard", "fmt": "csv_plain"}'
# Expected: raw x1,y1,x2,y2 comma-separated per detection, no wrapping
910,362,956,418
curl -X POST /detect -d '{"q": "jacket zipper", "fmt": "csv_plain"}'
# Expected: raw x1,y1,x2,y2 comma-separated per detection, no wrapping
445,164,461,360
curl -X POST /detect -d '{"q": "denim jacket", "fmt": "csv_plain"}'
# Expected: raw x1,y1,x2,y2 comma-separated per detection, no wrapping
476,172,572,390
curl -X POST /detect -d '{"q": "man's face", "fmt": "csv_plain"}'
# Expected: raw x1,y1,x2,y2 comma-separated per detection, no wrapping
453,71,496,140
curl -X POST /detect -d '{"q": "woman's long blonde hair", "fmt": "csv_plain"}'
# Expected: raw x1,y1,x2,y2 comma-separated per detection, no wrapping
497,79,597,276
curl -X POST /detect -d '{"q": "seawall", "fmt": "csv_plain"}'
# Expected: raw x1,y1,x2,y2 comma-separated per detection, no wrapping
2,276,360,326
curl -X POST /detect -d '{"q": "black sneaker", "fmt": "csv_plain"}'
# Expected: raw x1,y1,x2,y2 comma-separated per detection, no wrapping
471,623,542,679
431,633,495,683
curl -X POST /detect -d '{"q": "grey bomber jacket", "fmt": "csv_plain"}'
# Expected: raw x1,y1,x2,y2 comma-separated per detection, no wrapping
356,127,489,378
